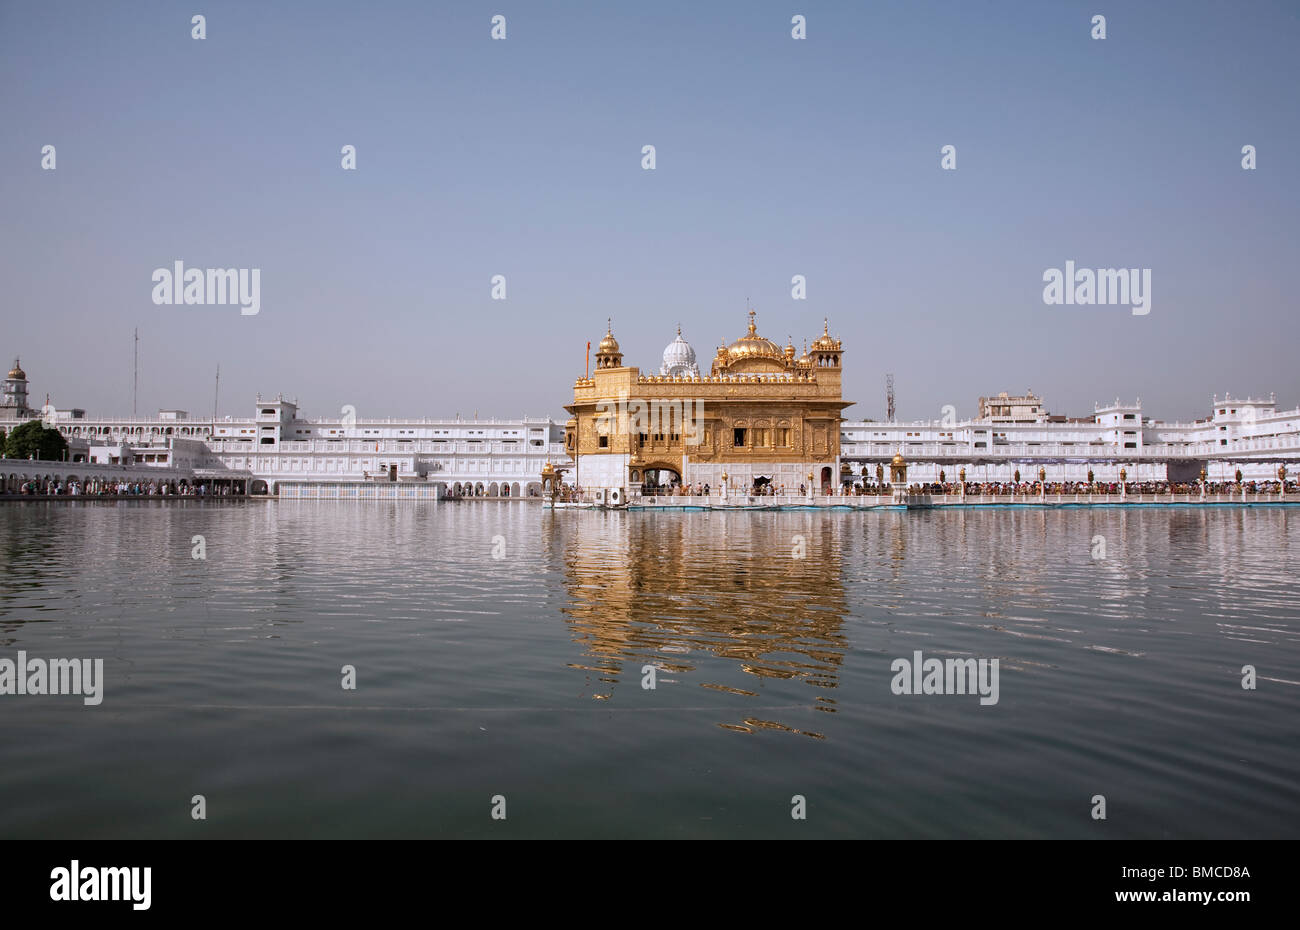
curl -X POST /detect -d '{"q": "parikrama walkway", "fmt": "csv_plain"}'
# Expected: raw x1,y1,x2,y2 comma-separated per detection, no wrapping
550,492,1300,511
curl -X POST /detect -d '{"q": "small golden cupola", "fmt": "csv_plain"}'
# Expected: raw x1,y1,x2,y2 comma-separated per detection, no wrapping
594,320,623,369
809,319,842,368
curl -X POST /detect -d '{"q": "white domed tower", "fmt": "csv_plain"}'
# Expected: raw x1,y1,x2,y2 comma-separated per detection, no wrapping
660,326,699,378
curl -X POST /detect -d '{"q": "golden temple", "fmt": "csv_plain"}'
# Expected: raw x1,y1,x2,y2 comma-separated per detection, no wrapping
562,311,853,497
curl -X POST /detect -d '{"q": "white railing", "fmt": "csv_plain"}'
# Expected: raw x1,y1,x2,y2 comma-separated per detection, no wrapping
206,439,566,456
842,440,1300,460
547,489,1296,507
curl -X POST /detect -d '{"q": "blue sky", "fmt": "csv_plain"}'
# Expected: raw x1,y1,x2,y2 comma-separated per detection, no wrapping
2,0,1297,422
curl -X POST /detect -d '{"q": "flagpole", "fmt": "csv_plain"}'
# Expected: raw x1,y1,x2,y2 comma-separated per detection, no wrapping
578,341,590,502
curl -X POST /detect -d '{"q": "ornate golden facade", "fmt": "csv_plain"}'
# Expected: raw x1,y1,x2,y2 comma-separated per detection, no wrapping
564,312,853,494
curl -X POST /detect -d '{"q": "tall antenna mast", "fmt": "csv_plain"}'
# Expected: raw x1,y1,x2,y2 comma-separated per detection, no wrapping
886,373,896,423
133,328,139,416
213,364,221,433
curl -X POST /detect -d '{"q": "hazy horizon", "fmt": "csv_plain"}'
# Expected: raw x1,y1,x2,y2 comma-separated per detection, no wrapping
3,0,1298,423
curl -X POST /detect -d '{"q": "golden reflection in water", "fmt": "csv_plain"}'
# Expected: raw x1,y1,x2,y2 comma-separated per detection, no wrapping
546,512,849,737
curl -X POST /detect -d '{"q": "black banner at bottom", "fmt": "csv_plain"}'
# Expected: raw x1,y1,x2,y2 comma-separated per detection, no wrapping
1,840,1281,916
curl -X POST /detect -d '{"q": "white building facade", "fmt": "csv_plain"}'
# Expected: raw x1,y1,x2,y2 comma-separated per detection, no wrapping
839,394,1300,485
46,393,567,497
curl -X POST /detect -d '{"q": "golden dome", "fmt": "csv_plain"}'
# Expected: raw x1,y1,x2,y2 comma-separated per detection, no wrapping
726,310,783,361
597,325,620,354
7,358,25,380
891,451,906,467
541,461,556,476
812,319,839,351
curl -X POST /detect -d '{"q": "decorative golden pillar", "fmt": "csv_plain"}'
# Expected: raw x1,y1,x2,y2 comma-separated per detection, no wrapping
889,451,908,503
541,461,557,503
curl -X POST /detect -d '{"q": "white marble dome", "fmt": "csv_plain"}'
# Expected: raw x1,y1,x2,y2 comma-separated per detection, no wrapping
660,327,699,377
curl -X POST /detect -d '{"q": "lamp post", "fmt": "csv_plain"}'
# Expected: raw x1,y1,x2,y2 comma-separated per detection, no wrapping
959,466,966,500
1038,465,1046,502
720,471,728,502
1199,466,1207,502
1235,468,1244,502
806,471,815,503
875,463,884,498
1279,464,1287,499
1119,467,1127,501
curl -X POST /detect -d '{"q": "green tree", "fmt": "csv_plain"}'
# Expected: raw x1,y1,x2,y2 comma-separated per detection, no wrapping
4,420,68,461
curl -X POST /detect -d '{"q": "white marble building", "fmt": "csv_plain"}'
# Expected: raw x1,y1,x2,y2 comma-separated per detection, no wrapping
47,393,566,497
839,394,1300,484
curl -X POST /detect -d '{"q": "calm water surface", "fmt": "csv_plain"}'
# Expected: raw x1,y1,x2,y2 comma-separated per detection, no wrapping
1,501,1297,838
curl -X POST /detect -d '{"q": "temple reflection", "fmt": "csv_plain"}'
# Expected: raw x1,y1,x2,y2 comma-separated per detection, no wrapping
546,511,849,736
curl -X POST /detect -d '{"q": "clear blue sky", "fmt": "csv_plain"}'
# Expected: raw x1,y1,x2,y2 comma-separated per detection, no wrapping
3,0,1297,423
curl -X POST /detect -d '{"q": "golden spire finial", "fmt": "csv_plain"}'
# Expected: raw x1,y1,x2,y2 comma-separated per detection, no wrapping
747,308,757,335
823,317,829,336
607,317,612,334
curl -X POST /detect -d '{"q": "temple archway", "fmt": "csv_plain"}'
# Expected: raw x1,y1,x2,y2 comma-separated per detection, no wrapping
641,464,681,490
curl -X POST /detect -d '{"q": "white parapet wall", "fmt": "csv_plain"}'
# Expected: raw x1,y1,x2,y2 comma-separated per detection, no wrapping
277,482,442,500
